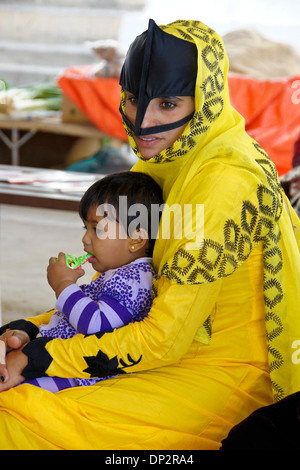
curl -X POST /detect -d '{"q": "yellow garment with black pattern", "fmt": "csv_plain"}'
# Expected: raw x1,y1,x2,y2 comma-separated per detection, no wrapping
125,20,300,401
0,20,299,450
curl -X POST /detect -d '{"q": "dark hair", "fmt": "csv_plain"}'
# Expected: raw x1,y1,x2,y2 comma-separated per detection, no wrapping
79,171,164,256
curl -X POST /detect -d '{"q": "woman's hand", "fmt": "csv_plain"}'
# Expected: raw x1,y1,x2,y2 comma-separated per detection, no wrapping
47,252,85,298
0,347,28,392
0,330,30,386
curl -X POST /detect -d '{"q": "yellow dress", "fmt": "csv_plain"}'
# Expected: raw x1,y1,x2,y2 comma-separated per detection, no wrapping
0,20,299,450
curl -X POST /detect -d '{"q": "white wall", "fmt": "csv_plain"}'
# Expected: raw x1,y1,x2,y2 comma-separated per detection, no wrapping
119,0,300,52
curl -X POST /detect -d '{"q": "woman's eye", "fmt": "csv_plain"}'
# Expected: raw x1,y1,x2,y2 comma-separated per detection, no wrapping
161,101,176,110
127,95,138,105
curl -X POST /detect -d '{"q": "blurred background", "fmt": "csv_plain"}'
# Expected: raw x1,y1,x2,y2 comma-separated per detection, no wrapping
0,0,299,87
1,0,300,324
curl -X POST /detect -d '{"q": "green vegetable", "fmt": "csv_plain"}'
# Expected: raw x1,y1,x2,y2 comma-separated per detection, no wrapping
0,81,62,112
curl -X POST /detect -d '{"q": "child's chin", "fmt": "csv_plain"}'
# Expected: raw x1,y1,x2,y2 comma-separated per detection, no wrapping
90,258,99,271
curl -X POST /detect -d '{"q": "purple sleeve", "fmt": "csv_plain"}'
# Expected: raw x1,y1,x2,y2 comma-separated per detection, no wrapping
56,284,134,335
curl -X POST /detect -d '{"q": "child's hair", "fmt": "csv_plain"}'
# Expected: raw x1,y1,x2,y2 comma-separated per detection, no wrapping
79,171,164,256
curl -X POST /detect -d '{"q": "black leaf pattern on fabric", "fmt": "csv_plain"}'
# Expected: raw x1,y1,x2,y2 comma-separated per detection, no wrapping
82,331,142,378
83,351,142,378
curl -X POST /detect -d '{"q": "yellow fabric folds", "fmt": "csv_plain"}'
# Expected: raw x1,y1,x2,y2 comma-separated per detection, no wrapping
126,20,300,401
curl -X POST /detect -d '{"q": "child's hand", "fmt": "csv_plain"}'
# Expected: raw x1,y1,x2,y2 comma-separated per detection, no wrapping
47,252,85,298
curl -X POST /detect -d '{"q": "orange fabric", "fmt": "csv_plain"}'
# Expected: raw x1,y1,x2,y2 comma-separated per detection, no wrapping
58,65,300,175
57,65,127,141
228,74,300,176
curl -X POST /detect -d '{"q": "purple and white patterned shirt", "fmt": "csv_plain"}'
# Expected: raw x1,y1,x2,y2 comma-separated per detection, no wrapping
38,257,155,387
39,257,155,340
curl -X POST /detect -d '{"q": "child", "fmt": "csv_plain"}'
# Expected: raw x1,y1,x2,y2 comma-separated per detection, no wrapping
21,171,164,393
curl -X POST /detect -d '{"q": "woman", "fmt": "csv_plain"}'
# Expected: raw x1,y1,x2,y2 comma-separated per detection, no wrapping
0,19,299,450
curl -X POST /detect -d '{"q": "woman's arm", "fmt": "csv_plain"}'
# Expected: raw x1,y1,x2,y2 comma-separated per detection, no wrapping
18,160,276,382
20,276,222,381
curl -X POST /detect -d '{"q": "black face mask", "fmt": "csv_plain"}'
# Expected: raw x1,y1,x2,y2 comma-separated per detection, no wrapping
119,19,197,137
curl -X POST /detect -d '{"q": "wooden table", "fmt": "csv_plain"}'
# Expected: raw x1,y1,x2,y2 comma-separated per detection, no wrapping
0,164,104,211
0,114,105,166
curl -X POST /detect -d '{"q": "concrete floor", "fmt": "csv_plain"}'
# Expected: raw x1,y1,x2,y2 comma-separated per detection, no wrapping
0,204,95,326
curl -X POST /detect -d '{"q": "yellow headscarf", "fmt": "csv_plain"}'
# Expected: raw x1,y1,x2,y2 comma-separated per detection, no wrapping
120,19,300,401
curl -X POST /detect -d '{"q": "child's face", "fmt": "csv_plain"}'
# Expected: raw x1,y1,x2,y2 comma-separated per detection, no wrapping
82,204,136,273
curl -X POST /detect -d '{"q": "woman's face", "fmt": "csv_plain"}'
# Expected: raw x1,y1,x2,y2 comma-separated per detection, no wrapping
125,93,195,159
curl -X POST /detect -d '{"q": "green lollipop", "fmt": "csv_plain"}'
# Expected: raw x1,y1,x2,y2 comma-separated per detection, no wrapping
65,253,93,269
